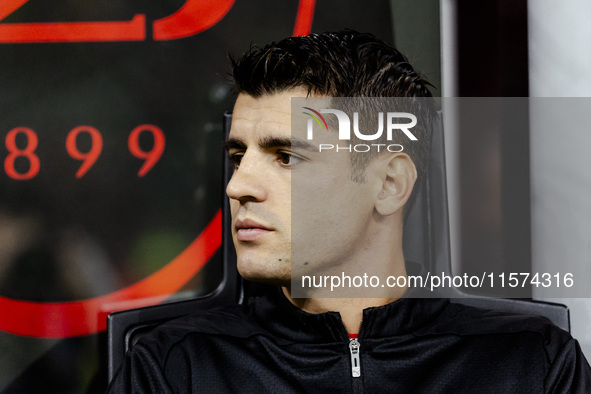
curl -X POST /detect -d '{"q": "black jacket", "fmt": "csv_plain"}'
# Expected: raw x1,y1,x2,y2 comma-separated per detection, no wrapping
108,289,591,393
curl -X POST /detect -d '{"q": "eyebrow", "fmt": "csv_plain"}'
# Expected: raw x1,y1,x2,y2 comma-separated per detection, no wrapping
225,136,316,152
224,138,247,152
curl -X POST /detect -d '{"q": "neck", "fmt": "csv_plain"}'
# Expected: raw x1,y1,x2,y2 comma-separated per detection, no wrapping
284,213,408,334
282,288,406,334
282,247,408,335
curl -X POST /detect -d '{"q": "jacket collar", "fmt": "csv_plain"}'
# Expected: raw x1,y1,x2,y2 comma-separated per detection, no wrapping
250,271,449,344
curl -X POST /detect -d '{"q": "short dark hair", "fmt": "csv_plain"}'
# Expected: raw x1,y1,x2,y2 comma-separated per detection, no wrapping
231,30,436,207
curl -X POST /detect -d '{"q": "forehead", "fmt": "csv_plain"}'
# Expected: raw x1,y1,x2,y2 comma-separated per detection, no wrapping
230,90,298,140
231,87,326,142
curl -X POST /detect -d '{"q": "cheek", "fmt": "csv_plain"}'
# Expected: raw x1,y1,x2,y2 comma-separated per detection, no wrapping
229,199,239,214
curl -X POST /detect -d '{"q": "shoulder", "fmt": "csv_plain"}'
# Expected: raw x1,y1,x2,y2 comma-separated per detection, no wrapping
404,299,591,392
132,302,269,364
107,303,270,392
438,301,569,338
418,300,575,363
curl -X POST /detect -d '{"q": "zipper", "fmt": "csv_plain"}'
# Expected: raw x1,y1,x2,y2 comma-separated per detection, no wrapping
348,338,361,378
339,317,365,393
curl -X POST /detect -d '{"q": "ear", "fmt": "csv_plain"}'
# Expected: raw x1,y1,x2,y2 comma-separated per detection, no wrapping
374,153,417,216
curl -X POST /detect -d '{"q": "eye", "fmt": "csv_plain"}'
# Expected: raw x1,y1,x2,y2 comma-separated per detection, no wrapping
228,152,243,169
277,151,302,168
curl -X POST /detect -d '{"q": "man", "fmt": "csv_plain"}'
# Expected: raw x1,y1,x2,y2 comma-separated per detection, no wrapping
108,31,590,392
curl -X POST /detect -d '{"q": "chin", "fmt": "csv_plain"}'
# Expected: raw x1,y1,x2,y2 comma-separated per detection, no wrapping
240,274,290,287
237,259,291,287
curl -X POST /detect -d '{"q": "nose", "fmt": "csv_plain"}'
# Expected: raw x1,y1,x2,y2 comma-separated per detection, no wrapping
226,152,268,204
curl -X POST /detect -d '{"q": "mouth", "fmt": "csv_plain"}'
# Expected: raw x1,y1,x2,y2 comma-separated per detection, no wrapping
234,218,273,242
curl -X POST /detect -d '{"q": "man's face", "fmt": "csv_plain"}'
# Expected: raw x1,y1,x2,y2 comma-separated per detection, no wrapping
226,89,381,286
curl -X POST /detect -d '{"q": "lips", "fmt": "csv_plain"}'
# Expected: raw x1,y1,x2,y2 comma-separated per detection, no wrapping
234,218,273,241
